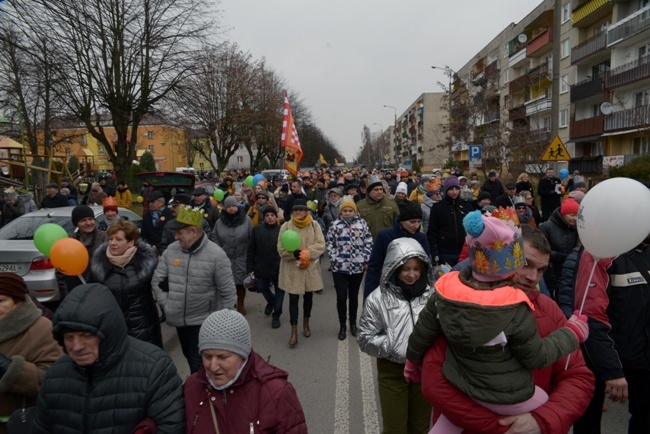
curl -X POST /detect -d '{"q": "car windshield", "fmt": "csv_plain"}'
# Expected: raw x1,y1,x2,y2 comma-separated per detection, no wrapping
0,215,75,240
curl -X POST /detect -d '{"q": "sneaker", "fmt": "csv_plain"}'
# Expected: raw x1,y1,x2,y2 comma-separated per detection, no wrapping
272,318,281,329
264,303,273,316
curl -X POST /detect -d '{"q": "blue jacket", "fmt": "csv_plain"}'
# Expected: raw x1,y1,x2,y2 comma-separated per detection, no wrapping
363,219,431,300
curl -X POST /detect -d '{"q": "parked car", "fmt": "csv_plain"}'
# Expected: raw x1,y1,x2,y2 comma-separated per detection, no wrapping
0,206,142,303
136,171,196,203
261,169,289,181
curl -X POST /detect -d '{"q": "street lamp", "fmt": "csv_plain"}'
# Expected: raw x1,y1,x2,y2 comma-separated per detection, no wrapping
431,65,454,160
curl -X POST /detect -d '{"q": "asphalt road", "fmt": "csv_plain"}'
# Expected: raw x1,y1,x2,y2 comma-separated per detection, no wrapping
161,257,630,434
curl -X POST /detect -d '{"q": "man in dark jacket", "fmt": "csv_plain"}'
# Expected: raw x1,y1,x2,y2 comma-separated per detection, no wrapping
480,171,504,202
60,177,78,202
426,176,471,266
191,186,220,229
494,182,518,208
141,191,174,252
283,178,308,218
246,206,284,328
39,183,68,209
1,188,25,226
573,237,650,434
537,167,562,222
32,283,184,434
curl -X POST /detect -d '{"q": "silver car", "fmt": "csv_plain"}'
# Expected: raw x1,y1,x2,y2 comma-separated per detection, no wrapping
0,206,142,303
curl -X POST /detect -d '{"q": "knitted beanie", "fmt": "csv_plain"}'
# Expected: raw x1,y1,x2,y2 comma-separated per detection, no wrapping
0,272,27,301
223,196,238,208
444,176,461,190
463,210,524,282
198,310,251,359
262,206,277,217
560,198,580,215
72,205,95,227
398,200,423,222
396,182,408,195
339,196,357,213
568,190,585,203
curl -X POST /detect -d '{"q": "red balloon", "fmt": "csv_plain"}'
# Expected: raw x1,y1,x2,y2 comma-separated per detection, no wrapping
50,238,89,276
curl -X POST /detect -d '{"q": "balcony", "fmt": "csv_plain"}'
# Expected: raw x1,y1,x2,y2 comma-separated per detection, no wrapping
570,116,604,138
509,73,530,94
528,62,550,84
573,0,613,28
527,28,553,57
509,104,526,121
478,112,500,126
571,32,607,64
451,83,466,100
604,106,650,132
509,48,527,69
525,96,552,116
607,5,650,47
570,76,604,102
605,55,650,89
485,60,499,79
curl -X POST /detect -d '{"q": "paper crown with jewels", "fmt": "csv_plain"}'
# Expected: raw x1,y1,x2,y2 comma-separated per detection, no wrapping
102,196,118,211
175,205,204,227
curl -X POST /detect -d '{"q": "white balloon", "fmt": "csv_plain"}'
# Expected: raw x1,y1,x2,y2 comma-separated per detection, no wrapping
577,178,650,259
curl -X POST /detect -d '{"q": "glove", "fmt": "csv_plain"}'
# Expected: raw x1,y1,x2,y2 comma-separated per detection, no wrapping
0,353,12,378
293,250,301,260
403,359,422,383
565,310,589,344
158,277,169,293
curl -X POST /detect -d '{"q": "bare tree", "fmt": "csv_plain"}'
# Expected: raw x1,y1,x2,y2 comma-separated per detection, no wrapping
4,0,215,181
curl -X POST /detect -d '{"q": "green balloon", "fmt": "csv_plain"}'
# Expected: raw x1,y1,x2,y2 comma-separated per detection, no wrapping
281,230,301,252
213,189,225,201
34,223,68,256
245,175,254,188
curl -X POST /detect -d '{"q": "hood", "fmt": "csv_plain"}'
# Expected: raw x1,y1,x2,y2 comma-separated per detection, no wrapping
53,283,128,370
380,238,434,296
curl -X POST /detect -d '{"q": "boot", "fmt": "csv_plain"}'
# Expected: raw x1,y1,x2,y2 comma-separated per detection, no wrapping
289,325,298,346
236,288,247,315
338,324,347,341
303,317,311,337
349,322,358,338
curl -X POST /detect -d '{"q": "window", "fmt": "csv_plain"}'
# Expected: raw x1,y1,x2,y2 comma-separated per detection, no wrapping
65,147,71,156
592,104,600,117
148,145,155,153
560,74,569,93
98,145,105,155
561,39,570,59
635,90,650,106
633,137,650,155
147,131,154,139
561,3,571,23
559,109,568,128
543,116,551,131
236,156,244,163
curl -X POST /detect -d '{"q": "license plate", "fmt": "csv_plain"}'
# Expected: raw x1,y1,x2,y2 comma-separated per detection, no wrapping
0,264,18,272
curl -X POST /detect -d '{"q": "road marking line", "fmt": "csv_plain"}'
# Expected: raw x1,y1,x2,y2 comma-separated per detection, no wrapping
334,338,349,434
360,350,380,433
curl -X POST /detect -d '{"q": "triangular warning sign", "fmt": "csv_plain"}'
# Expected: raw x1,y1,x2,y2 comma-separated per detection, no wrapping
541,135,571,161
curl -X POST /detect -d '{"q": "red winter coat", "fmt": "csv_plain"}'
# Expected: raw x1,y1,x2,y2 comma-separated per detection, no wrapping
184,351,308,434
421,289,594,434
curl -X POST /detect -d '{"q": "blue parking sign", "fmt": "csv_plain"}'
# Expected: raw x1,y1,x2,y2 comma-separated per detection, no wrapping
469,145,482,159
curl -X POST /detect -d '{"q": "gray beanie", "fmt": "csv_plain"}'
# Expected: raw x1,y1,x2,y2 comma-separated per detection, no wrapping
223,196,238,208
198,310,251,359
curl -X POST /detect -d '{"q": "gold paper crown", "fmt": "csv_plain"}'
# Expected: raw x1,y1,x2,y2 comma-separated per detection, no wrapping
176,205,203,226
102,196,118,208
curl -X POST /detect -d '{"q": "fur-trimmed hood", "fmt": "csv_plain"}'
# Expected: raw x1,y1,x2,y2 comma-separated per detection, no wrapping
90,239,158,283
0,297,42,343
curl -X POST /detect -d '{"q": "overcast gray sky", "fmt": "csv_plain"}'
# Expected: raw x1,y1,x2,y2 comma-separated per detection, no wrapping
220,0,543,162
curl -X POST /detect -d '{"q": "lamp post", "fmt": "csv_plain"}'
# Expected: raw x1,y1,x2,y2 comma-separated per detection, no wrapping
383,105,397,165
431,65,454,160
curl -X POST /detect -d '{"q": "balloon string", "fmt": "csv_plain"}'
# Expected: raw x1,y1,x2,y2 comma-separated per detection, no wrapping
565,259,598,370
78,275,87,284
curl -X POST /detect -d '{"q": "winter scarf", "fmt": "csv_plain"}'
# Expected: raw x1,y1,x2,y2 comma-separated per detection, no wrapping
106,245,137,269
291,214,313,229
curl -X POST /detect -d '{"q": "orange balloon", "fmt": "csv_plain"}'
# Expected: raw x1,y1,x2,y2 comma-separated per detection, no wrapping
50,238,89,276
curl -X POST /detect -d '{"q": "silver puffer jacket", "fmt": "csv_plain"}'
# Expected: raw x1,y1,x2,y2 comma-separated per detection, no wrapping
357,238,435,364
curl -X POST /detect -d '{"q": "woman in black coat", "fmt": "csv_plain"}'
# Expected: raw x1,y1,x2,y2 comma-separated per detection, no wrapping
90,219,162,348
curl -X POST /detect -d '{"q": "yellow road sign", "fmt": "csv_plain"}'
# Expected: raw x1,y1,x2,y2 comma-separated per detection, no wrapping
541,135,571,161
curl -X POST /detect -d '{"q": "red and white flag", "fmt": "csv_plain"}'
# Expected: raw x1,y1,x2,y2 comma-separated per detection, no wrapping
281,93,302,177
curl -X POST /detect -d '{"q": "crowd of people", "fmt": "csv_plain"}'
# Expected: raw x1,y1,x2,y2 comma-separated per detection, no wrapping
0,165,648,434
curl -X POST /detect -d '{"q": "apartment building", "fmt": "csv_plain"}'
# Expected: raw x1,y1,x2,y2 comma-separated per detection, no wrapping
448,0,650,175
391,92,447,172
